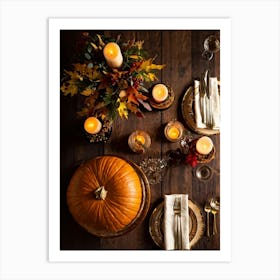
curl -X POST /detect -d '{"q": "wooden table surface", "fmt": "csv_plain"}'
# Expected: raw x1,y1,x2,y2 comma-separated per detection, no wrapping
60,30,220,250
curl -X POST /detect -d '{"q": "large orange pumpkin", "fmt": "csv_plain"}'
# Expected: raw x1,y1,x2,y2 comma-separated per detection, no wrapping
67,155,149,237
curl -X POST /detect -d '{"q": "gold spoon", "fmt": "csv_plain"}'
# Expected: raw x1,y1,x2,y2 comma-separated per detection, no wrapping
210,207,218,235
210,198,220,235
204,203,211,237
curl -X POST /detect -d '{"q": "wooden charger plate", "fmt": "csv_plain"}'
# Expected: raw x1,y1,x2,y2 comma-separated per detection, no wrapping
149,199,205,249
181,86,220,136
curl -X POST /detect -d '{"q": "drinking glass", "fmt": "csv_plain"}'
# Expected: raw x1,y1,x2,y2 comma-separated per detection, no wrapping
201,35,220,61
194,165,213,181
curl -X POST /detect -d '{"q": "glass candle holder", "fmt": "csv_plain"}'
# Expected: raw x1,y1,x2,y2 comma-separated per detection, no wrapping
128,130,151,154
164,120,184,142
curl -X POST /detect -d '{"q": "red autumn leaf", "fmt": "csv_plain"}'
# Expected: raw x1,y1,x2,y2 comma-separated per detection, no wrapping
136,111,144,118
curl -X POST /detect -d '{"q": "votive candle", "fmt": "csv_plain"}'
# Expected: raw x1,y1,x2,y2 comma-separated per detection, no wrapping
84,117,102,134
103,42,123,68
164,120,184,142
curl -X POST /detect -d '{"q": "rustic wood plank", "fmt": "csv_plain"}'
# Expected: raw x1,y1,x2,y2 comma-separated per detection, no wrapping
60,30,101,249
100,30,162,249
191,30,220,249
161,30,193,197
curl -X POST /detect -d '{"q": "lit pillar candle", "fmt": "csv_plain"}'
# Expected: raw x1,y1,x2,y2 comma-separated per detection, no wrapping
152,84,168,103
84,117,102,134
196,136,213,155
103,42,123,68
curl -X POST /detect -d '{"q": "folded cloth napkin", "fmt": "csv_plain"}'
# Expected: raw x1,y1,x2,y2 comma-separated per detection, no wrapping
209,77,220,129
194,80,206,129
163,194,190,250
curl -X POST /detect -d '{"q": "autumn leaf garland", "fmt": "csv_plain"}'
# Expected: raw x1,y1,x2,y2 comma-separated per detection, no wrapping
61,32,165,121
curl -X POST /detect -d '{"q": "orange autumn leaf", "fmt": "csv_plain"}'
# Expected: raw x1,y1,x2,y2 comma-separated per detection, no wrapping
126,87,142,105
127,93,139,105
126,102,139,114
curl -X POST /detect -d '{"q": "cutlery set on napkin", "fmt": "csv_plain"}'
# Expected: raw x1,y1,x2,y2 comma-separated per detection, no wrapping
163,194,190,250
194,70,220,130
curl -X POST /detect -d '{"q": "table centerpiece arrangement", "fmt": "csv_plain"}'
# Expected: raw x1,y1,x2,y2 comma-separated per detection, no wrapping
60,32,165,143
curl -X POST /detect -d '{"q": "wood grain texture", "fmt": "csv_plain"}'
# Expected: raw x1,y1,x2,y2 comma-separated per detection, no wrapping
60,30,220,250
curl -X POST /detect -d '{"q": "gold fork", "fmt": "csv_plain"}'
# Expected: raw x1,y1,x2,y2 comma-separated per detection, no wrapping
204,203,211,237
210,198,220,235
173,197,182,249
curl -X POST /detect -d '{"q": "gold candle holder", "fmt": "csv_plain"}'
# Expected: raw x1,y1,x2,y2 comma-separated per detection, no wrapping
164,120,184,142
128,130,151,154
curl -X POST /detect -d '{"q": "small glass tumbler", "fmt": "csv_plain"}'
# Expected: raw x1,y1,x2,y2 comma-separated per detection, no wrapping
128,130,151,154
201,35,220,61
194,165,213,181
164,120,184,142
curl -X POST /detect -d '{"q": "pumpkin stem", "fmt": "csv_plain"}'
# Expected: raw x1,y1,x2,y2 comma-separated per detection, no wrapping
94,186,107,200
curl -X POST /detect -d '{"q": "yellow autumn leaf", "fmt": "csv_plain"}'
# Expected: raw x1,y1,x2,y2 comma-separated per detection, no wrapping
97,34,105,47
147,72,157,81
60,80,78,96
71,64,101,81
129,55,141,60
134,40,144,49
117,99,128,119
64,70,83,81
86,66,101,81
80,88,94,96
90,42,98,50
138,58,165,72
138,59,151,71
72,63,87,73
148,63,166,71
